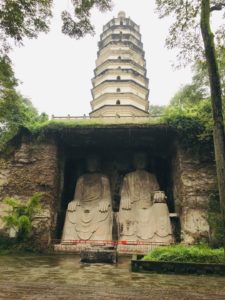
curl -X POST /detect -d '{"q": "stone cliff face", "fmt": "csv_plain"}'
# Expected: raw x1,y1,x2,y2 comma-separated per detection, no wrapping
0,126,217,246
172,146,216,244
0,140,60,245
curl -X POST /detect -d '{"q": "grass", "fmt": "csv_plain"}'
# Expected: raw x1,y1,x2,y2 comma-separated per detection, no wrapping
29,117,163,133
143,244,225,264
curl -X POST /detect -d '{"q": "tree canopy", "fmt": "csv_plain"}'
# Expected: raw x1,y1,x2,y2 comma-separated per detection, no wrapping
0,0,52,54
0,56,48,148
0,0,113,54
155,0,225,65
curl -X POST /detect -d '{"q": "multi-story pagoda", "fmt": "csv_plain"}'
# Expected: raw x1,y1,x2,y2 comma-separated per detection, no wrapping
90,11,149,117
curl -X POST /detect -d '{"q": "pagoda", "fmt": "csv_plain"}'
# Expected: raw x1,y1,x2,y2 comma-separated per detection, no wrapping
90,11,149,117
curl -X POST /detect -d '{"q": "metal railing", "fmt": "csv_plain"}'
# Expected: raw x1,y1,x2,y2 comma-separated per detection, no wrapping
53,239,174,254
51,114,162,120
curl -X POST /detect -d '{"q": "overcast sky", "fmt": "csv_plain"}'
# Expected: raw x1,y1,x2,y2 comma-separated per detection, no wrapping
10,0,195,116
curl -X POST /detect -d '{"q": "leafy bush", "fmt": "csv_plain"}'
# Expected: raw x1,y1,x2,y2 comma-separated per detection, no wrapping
208,191,225,248
162,99,215,146
143,245,225,264
1,193,42,242
164,115,205,145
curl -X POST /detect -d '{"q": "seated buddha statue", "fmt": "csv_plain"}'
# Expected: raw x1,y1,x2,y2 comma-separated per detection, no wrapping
118,152,173,244
61,155,113,243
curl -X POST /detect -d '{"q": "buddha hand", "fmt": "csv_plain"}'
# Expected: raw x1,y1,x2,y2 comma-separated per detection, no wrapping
121,198,131,210
99,200,109,213
153,191,166,203
68,200,80,211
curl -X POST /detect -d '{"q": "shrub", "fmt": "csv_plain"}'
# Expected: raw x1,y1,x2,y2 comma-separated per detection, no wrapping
1,193,42,242
208,191,225,248
143,244,225,264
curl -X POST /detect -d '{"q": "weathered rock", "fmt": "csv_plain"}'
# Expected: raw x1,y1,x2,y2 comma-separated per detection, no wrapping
0,140,60,247
172,146,216,244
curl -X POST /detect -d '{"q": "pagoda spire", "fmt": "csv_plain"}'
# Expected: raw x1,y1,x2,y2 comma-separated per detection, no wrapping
90,12,149,117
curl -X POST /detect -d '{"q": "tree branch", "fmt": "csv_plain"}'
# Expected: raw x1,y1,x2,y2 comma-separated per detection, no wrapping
210,3,225,11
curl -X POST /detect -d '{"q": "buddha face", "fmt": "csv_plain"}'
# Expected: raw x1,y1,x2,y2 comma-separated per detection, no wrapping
86,155,100,173
133,152,148,170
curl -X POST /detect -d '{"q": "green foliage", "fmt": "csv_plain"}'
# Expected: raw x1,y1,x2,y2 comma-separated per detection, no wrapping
149,105,166,116
0,55,17,88
1,193,42,242
0,56,48,149
170,83,205,107
162,98,215,146
155,0,225,65
163,114,205,145
162,49,225,146
208,191,225,248
192,47,225,98
29,117,162,134
61,0,112,39
143,244,225,264
0,0,53,53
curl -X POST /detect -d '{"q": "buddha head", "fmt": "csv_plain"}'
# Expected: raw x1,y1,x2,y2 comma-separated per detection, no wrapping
86,154,100,173
133,152,148,170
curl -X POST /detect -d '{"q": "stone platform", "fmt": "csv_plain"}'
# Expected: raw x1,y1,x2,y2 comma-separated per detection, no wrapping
54,241,172,256
54,242,117,263
80,249,117,263
54,242,115,253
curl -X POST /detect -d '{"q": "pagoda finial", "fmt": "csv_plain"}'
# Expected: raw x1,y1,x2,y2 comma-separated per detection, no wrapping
118,11,126,18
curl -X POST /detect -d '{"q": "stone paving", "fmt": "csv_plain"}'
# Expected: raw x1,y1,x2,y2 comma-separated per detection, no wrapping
0,255,225,300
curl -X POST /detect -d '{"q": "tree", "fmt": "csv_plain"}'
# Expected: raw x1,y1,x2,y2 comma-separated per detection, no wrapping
0,0,53,54
170,48,225,109
200,1,225,249
61,0,112,38
149,105,166,116
170,83,204,107
155,0,225,248
0,56,47,148
192,47,225,98
0,0,112,53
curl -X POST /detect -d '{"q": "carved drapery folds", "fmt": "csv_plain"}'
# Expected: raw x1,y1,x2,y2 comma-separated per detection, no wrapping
62,173,113,242
118,174,173,245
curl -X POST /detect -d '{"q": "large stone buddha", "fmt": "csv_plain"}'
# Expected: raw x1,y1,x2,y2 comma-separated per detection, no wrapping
61,155,112,243
118,152,173,247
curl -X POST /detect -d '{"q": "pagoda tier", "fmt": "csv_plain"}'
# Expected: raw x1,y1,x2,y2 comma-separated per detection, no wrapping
90,11,149,118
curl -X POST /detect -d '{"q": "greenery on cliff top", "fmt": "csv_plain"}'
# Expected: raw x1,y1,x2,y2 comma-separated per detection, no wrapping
143,245,225,264
29,117,163,132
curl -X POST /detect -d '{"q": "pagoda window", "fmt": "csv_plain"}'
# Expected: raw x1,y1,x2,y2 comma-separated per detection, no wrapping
116,100,121,105
117,88,121,92
118,56,121,60
117,76,121,80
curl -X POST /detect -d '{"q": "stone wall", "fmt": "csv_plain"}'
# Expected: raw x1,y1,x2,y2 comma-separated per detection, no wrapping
172,144,217,244
0,140,60,246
